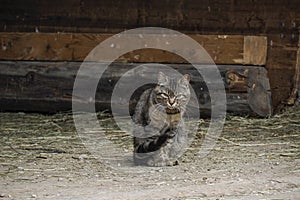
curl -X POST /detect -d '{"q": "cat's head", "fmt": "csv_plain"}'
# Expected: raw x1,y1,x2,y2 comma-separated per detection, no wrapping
153,72,190,113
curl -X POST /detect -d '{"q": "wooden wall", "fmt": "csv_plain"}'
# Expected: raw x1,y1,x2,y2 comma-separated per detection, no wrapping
0,0,299,115
1,0,299,34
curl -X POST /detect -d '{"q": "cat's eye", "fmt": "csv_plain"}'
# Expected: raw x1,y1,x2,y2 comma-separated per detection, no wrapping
159,93,169,98
176,94,185,99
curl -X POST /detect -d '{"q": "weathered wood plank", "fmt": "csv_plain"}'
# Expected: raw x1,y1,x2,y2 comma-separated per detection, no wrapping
266,33,299,108
286,33,300,105
0,33,267,65
266,34,299,70
0,0,299,112
0,61,271,117
0,0,299,34
244,36,267,66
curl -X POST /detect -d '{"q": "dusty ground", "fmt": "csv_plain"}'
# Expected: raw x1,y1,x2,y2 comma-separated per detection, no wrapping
0,107,300,200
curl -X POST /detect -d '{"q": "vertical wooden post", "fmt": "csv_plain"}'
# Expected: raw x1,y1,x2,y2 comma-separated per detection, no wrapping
286,32,300,105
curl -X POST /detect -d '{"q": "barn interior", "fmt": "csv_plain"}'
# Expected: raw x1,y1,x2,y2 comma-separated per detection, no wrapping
0,1,299,199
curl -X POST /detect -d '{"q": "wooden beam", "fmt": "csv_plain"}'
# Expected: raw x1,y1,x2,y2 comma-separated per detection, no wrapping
0,33,267,65
1,0,299,113
0,61,272,117
0,0,299,35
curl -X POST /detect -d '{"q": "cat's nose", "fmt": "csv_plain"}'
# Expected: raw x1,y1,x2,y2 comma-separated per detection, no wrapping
169,97,176,105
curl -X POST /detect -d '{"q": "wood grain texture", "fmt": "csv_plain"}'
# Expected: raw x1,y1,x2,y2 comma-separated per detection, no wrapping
0,0,299,111
244,36,267,66
0,32,267,65
0,33,111,61
0,0,299,34
0,61,271,117
266,33,299,108
286,33,300,105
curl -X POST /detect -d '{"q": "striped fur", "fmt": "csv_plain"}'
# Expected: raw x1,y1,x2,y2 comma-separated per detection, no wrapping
133,72,190,166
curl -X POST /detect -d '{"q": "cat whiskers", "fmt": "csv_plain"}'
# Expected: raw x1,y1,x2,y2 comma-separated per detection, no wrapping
151,103,166,113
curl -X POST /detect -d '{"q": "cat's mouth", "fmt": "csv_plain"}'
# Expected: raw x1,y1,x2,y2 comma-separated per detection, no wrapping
165,107,180,114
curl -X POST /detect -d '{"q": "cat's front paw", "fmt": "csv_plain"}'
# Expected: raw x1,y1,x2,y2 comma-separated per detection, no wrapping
148,160,179,167
166,130,177,138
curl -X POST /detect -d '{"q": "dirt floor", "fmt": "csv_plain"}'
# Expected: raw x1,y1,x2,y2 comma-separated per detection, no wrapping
0,106,300,200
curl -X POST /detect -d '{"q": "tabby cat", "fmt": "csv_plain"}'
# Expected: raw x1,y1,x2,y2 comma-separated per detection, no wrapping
133,72,191,166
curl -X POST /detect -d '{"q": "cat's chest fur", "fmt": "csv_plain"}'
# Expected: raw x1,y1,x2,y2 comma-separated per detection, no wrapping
148,103,182,130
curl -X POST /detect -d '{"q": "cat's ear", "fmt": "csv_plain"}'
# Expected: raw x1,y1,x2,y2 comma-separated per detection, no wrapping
181,74,190,84
158,71,169,85
183,74,190,82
